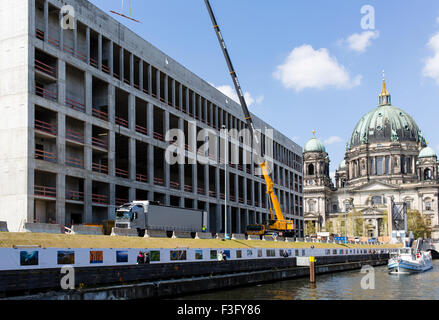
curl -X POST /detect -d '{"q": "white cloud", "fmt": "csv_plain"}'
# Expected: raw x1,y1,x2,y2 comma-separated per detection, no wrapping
422,32,439,84
273,44,362,92
214,84,263,107
324,136,343,145
345,30,379,53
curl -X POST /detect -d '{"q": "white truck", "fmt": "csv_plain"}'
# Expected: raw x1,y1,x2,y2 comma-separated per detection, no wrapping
115,201,208,237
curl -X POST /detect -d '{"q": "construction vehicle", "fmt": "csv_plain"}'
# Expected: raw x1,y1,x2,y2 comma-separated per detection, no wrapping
204,0,295,238
115,201,208,237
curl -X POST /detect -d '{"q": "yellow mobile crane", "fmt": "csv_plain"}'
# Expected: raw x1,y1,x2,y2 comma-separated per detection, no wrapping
204,1,295,238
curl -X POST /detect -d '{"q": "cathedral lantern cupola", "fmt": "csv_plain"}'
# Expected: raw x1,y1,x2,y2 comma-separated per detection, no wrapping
303,130,332,188
379,70,391,106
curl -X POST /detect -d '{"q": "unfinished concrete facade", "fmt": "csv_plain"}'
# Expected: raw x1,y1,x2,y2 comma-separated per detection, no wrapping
0,0,304,235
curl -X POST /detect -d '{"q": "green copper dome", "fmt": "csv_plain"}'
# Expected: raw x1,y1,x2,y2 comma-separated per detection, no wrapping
349,104,424,148
304,137,326,153
419,146,437,158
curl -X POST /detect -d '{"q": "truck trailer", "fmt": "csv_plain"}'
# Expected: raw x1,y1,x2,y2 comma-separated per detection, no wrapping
115,201,208,237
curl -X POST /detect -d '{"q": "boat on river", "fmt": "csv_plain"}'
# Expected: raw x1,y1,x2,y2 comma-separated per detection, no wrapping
388,240,433,274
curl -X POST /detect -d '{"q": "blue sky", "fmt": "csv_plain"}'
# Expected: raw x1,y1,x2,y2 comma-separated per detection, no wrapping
90,0,439,178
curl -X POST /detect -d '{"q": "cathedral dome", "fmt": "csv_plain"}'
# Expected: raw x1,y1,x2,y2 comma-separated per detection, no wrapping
304,131,326,153
349,76,425,148
419,146,437,158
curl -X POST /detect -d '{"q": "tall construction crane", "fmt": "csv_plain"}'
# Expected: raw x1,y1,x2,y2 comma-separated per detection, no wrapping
204,0,295,237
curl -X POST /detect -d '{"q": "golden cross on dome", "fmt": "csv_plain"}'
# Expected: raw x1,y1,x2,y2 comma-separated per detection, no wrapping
312,129,316,137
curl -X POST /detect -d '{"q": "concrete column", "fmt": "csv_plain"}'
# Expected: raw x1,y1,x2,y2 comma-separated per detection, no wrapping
108,183,116,220
84,178,92,223
216,204,222,233
128,93,135,131
204,164,209,197
98,34,102,70
171,79,176,106
156,69,161,99
119,47,124,82
148,64,152,94
84,123,92,171
178,117,185,192
227,206,232,235
148,144,154,187
73,23,78,56
56,174,66,225
108,84,115,124
139,60,143,91
164,111,170,188
178,83,183,109
234,173,239,203
147,102,154,137
43,0,49,42
58,60,66,105
129,138,136,181
86,27,90,64
164,75,169,103
109,40,114,76
57,113,66,166
108,131,116,177
85,72,92,115
129,53,134,86
58,11,64,50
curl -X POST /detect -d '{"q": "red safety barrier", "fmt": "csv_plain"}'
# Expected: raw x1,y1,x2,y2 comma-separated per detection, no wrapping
209,191,216,198
76,50,87,62
113,72,120,80
66,190,84,202
90,57,98,68
115,116,129,128
35,85,57,102
66,97,85,113
35,149,57,163
170,181,180,189
48,35,60,48
92,194,108,205
142,88,149,95
92,108,109,121
66,128,85,144
92,136,108,150
198,187,205,195
35,185,56,198
220,193,225,200
154,177,165,186
66,156,84,169
116,168,129,178
102,64,111,74
35,29,45,41
35,59,57,78
153,132,164,141
63,44,74,56
92,162,109,174
184,185,193,192
136,173,148,183
35,119,57,136
135,124,147,135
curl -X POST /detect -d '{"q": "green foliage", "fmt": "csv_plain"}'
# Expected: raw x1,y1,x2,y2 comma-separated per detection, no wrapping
407,210,431,239
305,221,316,236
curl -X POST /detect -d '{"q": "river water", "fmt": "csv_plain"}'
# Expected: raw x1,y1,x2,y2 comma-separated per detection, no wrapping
178,260,439,300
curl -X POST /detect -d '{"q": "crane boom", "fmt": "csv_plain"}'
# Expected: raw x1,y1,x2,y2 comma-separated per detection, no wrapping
204,0,294,234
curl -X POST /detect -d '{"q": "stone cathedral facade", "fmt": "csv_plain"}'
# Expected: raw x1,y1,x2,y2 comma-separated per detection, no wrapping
303,77,439,240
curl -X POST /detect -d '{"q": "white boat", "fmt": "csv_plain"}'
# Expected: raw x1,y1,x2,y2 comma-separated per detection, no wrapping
388,247,433,274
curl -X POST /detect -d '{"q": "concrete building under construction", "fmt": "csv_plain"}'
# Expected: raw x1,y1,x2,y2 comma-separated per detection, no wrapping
0,0,304,235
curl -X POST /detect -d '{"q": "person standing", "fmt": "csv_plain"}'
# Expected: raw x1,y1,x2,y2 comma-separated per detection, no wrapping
144,252,150,264
137,251,144,264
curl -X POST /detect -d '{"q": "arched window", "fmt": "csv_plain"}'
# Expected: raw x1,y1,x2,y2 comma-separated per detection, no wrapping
424,168,432,180
308,164,315,176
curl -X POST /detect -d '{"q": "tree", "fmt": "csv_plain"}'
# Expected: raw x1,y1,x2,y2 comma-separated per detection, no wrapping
407,210,431,239
305,221,316,236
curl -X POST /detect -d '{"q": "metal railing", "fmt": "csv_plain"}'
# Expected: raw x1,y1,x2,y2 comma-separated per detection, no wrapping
35,149,57,163
35,185,56,198
66,97,85,113
115,116,129,128
154,177,165,186
65,156,84,169
35,85,57,102
92,108,109,121
92,136,108,150
65,128,85,144
66,190,84,202
35,119,57,136
135,124,147,135
136,173,148,183
92,193,108,205
115,168,129,178
35,59,57,78
92,162,109,174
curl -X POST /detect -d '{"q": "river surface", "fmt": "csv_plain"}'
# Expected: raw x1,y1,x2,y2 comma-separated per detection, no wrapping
178,260,439,300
